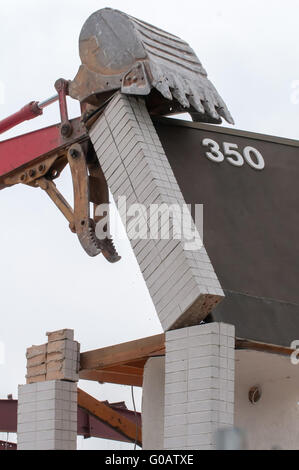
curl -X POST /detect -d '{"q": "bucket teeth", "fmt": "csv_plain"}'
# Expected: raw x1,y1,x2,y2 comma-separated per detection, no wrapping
69,8,234,125
100,238,121,264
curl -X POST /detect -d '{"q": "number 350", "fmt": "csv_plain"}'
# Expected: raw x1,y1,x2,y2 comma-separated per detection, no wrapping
202,138,265,171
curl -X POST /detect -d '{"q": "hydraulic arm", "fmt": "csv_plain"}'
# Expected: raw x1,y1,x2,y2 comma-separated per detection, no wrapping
0,8,233,261
0,80,120,262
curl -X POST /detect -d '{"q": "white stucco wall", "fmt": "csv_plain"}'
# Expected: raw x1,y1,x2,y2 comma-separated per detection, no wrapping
235,350,299,450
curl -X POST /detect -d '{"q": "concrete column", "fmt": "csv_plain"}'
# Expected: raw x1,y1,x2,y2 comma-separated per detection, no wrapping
90,93,224,332
17,381,77,450
142,357,165,450
164,323,235,450
17,329,80,450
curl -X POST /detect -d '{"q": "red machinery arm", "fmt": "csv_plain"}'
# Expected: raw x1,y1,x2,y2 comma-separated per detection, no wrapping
0,81,120,262
0,102,42,134
0,95,59,135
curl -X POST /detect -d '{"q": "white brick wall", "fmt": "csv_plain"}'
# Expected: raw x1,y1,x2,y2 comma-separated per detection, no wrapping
90,93,224,332
17,381,77,450
164,323,235,450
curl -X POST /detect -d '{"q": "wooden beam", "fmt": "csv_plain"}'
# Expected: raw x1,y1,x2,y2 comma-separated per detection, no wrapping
79,369,143,387
80,333,165,371
103,365,144,374
77,388,142,447
80,332,295,384
236,338,295,357
114,360,147,370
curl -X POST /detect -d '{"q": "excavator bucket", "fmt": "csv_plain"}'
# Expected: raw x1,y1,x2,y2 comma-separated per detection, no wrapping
69,8,234,125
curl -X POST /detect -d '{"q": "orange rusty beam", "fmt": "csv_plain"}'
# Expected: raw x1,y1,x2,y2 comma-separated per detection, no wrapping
77,388,142,447
80,333,165,371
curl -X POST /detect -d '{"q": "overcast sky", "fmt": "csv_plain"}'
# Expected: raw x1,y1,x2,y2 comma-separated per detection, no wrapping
1,0,299,449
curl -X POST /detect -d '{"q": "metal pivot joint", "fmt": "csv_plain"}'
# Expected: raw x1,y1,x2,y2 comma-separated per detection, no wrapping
55,78,73,138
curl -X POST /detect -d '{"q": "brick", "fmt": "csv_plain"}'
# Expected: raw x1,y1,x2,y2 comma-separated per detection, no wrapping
189,356,220,370
187,400,227,413
26,375,46,385
18,392,37,404
18,442,37,450
189,345,220,359
165,360,188,374
18,422,36,433
45,371,64,381
165,381,188,394
27,353,46,368
165,414,187,427
154,268,194,309
46,329,74,343
18,412,37,424
17,431,36,444
19,402,36,414
188,323,221,336
188,378,219,391
187,433,214,447
35,410,59,421
26,364,47,377
164,403,187,417
160,304,182,326
46,360,63,373
47,339,75,355
35,389,56,401
166,337,190,352
188,422,214,435
219,412,234,425
36,381,57,391
164,392,188,406
165,370,188,384
19,383,37,394
46,352,64,363
164,424,187,438
164,436,187,449
165,328,188,341
188,389,220,402
188,411,218,424
26,344,46,359
165,349,188,364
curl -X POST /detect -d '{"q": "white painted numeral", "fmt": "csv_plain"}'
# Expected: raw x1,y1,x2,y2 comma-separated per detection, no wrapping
202,138,224,163
243,146,265,170
223,142,244,167
202,139,265,170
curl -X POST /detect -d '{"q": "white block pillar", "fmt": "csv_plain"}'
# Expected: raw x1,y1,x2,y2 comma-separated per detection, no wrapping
164,323,235,450
17,330,79,450
17,381,77,450
142,357,165,450
90,93,224,332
